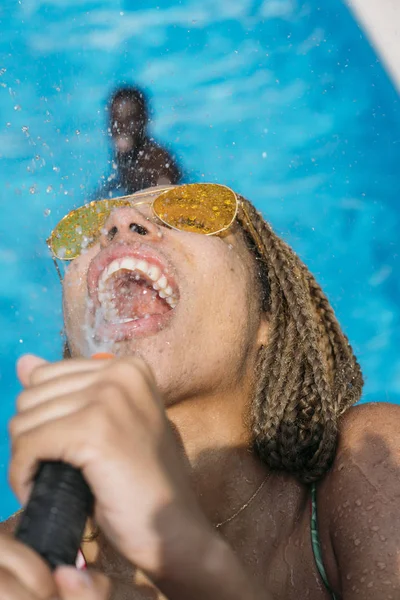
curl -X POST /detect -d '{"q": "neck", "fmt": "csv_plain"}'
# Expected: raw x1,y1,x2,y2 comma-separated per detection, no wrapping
166,386,269,527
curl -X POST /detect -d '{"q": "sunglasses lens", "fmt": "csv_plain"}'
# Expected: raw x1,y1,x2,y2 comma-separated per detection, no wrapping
49,199,132,259
153,184,237,235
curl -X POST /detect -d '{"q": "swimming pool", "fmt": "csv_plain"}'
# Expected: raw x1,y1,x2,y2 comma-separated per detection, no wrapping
1,0,399,518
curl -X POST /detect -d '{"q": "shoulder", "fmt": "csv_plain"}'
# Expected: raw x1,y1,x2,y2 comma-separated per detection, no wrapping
322,402,400,503
317,403,400,596
141,139,166,158
334,401,399,468
141,139,178,166
338,400,400,439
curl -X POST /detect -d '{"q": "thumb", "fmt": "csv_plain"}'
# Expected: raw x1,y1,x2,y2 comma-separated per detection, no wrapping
54,567,110,600
16,354,48,388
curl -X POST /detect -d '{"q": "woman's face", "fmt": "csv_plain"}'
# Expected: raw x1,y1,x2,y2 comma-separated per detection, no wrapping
62,190,268,404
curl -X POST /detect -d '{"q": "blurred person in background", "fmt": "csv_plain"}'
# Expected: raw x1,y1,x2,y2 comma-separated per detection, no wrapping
98,86,182,197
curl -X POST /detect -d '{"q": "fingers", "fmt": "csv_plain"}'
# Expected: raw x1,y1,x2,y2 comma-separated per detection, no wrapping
16,356,159,417
0,534,56,599
17,355,108,388
11,391,91,437
55,567,110,600
9,405,93,504
0,568,40,600
0,536,110,600
17,355,48,388
9,389,132,505
17,372,99,412
16,354,154,392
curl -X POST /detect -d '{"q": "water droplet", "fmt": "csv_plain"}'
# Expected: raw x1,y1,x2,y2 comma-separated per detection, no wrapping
21,125,29,133
355,499,362,507
29,186,37,194
354,538,360,546
43,208,51,217
75,129,81,135
14,104,21,111
53,166,60,173
262,151,267,158
19,339,23,343
377,562,386,570
0,68,6,75
46,185,53,193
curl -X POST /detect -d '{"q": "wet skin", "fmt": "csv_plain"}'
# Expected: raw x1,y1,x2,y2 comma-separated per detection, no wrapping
1,189,400,600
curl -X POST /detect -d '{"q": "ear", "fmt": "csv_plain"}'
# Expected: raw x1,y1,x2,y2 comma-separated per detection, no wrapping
256,314,270,348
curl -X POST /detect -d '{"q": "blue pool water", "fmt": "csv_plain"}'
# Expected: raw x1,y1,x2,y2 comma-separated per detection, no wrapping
0,0,399,518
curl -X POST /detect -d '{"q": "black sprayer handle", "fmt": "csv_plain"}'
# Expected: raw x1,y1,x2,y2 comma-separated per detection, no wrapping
15,461,94,570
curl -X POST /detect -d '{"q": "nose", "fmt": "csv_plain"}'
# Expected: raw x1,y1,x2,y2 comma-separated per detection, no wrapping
99,205,161,248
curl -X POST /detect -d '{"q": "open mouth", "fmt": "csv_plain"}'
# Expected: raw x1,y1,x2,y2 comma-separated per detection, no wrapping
88,246,179,341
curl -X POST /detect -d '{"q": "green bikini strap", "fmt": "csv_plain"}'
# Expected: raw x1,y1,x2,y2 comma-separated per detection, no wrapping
310,483,337,599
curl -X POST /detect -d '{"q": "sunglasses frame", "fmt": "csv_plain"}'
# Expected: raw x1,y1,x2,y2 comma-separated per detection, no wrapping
47,184,265,282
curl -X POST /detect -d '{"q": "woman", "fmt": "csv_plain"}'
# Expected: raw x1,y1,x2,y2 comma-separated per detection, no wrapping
0,183,399,600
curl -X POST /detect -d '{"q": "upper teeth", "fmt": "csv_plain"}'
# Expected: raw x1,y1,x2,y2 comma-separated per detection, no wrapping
97,257,178,322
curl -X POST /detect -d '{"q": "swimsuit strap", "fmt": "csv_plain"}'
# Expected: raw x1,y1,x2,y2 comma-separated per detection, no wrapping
310,483,337,599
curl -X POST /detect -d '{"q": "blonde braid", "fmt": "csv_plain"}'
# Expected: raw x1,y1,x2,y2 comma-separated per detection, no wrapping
240,199,363,482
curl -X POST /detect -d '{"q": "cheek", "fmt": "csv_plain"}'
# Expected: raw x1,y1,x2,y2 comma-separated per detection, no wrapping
190,241,254,335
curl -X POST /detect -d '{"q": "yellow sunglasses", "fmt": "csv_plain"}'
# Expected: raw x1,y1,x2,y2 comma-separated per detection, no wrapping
47,183,264,269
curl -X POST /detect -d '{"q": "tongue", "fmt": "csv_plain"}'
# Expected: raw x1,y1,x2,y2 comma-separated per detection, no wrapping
110,276,170,320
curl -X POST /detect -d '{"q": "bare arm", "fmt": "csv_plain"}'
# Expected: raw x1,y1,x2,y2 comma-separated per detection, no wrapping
322,403,400,599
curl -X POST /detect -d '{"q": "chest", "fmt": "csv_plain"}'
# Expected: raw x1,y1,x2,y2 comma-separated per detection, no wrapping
223,506,335,600
89,513,335,600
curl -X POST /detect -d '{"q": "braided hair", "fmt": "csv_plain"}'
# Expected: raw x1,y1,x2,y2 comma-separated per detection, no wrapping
238,197,363,483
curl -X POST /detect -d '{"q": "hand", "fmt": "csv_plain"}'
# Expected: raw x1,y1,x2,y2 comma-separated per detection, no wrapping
0,532,109,600
9,355,210,577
